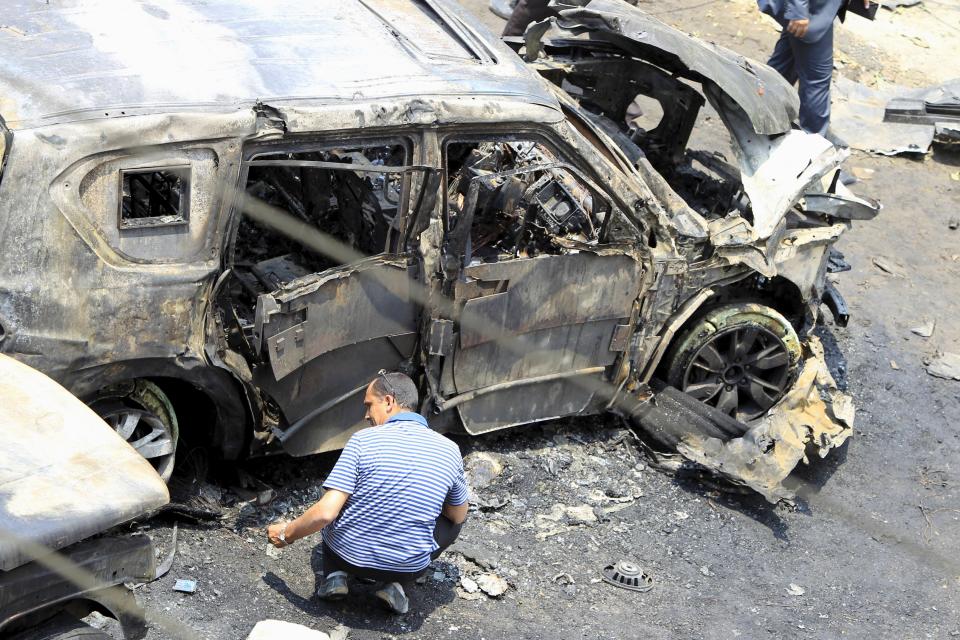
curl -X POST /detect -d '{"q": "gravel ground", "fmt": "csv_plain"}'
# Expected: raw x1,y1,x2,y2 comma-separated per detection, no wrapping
116,2,960,638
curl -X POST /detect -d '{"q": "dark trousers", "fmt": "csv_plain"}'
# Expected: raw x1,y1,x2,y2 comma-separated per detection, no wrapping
322,515,462,585
767,25,835,136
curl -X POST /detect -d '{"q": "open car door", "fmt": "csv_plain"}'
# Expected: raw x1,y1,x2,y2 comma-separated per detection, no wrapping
229,141,438,456
434,139,650,434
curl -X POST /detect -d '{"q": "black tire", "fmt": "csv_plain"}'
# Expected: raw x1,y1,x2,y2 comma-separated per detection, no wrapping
89,380,179,482
10,613,111,640
662,302,803,422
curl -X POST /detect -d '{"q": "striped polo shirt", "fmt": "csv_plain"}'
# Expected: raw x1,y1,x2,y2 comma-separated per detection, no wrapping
321,412,468,573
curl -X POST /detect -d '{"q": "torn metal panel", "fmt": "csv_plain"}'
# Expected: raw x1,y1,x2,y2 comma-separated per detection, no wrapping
531,0,798,134
0,355,169,572
674,336,853,504
707,84,848,239
832,76,935,155
884,79,960,126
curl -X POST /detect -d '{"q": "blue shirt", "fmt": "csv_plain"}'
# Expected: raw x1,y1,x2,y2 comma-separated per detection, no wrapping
321,412,469,573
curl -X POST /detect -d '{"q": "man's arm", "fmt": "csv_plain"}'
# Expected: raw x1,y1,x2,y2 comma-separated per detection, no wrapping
442,500,469,525
267,489,350,547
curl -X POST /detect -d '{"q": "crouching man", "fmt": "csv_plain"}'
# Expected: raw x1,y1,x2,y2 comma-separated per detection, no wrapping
267,372,469,614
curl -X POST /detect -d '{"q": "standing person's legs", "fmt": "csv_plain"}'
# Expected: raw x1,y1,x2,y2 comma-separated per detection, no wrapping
791,26,834,136
768,30,799,85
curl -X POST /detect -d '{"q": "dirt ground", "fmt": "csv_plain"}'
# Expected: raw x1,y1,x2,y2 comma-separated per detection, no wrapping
116,2,960,639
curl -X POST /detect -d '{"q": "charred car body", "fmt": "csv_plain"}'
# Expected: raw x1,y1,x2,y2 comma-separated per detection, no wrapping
0,0,876,500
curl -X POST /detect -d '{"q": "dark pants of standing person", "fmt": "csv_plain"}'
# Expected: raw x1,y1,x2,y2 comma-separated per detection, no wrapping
502,0,554,36
767,24,834,136
321,515,462,585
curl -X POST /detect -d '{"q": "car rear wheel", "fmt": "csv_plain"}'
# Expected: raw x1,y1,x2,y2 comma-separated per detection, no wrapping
663,303,803,422
89,380,179,482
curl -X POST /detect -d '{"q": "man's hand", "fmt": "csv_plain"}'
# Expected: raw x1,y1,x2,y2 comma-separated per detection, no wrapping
787,18,809,38
267,521,288,548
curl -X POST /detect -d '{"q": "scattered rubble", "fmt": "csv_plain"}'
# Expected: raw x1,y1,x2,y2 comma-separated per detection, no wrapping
910,319,936,338
926,352,960,380
787,583,806,596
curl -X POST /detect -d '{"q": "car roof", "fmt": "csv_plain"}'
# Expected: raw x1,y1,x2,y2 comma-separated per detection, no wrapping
0,0,557,130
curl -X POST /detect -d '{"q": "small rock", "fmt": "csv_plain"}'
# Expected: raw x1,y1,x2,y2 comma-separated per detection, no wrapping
700,566,712,577
460,576,479,593
949,217,959,231
565,505,597,525
476,573,509,597
786,583,806,596
872,256,905,278
464,452,504,490
910,319,936,338
432,571,445,582
265,544,282,560
890,360,900,370
927,352,960,381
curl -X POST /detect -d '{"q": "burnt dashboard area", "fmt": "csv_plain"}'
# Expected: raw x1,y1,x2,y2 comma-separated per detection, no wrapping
444,139,606,264
528,43,751,224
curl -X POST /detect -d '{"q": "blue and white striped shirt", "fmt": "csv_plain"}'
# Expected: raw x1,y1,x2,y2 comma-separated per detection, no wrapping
321,412,469,573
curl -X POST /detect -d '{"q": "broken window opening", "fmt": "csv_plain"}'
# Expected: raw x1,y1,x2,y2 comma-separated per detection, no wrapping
444,139,607,265
228,142,412,336
118,166,190,229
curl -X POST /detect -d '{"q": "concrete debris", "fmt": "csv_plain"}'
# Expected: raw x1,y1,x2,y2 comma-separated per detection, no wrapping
699,566,712,577
475,573,509,597
890,360,900,370
675,336,854,504
926,352,960,381
460,576,479,593
910,319,936,338
463,452,504,490
246,620,331,640
786,583,806,596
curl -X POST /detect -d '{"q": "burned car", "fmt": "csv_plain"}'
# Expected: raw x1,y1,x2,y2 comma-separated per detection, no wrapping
0,0,876,500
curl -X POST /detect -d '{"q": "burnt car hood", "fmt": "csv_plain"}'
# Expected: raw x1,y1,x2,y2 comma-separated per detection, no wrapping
0,355,169,571
530,0,799,135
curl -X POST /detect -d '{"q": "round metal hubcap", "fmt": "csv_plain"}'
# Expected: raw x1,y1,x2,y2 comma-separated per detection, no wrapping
681,325,793,421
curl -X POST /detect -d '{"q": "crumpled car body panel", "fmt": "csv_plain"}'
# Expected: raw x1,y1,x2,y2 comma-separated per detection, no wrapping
0,355,169,571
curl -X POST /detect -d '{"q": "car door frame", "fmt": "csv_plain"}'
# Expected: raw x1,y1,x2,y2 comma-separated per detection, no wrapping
424,123,653,435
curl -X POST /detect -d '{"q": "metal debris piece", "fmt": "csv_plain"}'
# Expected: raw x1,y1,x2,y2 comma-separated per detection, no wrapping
786,583,806,596
879,0,922,8
910,319,936,338
926,352,960,381
552,572,575,585
475,573,509,597
600,561,654,593
173,579,197,593
246,620,333,640
832,76,935,156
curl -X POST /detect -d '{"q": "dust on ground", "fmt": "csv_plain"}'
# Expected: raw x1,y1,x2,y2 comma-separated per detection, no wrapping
118,2,960,638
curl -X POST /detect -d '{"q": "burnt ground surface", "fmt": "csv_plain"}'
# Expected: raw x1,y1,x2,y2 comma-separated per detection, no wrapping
110,2,960,638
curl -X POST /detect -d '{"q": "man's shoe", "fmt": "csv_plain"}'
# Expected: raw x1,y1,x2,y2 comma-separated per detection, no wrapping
318,571,349,600
374,582,409,614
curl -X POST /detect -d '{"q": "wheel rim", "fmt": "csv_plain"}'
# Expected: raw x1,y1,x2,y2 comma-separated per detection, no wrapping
101,406,176,480
681,324,793,421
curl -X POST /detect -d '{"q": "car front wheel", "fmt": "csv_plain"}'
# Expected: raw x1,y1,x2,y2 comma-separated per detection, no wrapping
663,302,803,422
